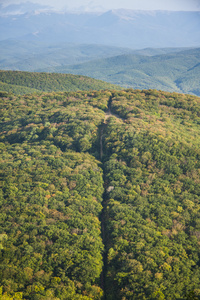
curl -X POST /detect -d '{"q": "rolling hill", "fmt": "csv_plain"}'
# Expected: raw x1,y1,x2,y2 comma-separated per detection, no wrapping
1,86,200,299
0,39,193,73
50,47,200,96
0,40,136,72
0,70,121,95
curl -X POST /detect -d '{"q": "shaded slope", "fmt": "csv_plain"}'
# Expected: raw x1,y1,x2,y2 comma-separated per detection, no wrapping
0,70,121,95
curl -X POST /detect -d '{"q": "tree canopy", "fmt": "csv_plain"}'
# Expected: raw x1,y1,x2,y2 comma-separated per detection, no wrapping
1,86,200,299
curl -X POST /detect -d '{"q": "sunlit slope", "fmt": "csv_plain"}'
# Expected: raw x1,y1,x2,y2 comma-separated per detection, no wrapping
102,89,200,299
1,88,200,299
0,90,113,299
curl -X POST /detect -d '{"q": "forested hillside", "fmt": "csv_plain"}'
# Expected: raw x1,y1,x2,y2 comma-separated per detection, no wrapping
1,46,199,97
0,39,191,72
0,71,121,95
0,40,135,72
102,90,200,299
53,48,200,96
1,87,200,299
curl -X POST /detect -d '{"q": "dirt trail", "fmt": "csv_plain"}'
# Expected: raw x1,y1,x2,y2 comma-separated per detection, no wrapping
100,124,106,160
100,104,124,160
104,106,124,123
99,97,125,299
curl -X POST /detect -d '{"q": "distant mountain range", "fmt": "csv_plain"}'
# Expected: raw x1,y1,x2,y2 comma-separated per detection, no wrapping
0,39,192,72
0,3,200,96
0,4,200,48
0,2,50,15
0,40,136,71
1,41,199,95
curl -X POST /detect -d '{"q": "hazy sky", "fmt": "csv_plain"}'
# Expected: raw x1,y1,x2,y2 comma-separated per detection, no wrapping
1,0,200,11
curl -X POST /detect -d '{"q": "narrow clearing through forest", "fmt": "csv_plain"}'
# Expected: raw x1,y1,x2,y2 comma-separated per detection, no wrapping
99,97,124,299
100,97,124,160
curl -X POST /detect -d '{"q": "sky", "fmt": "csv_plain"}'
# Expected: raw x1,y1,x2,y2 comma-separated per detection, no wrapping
1,0,200,11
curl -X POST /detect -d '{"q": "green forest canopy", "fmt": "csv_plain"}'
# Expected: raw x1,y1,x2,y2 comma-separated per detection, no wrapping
0,70,121,95
1,86,200,299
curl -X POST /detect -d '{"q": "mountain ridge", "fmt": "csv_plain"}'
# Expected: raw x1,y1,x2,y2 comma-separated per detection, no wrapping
0,8,199,48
